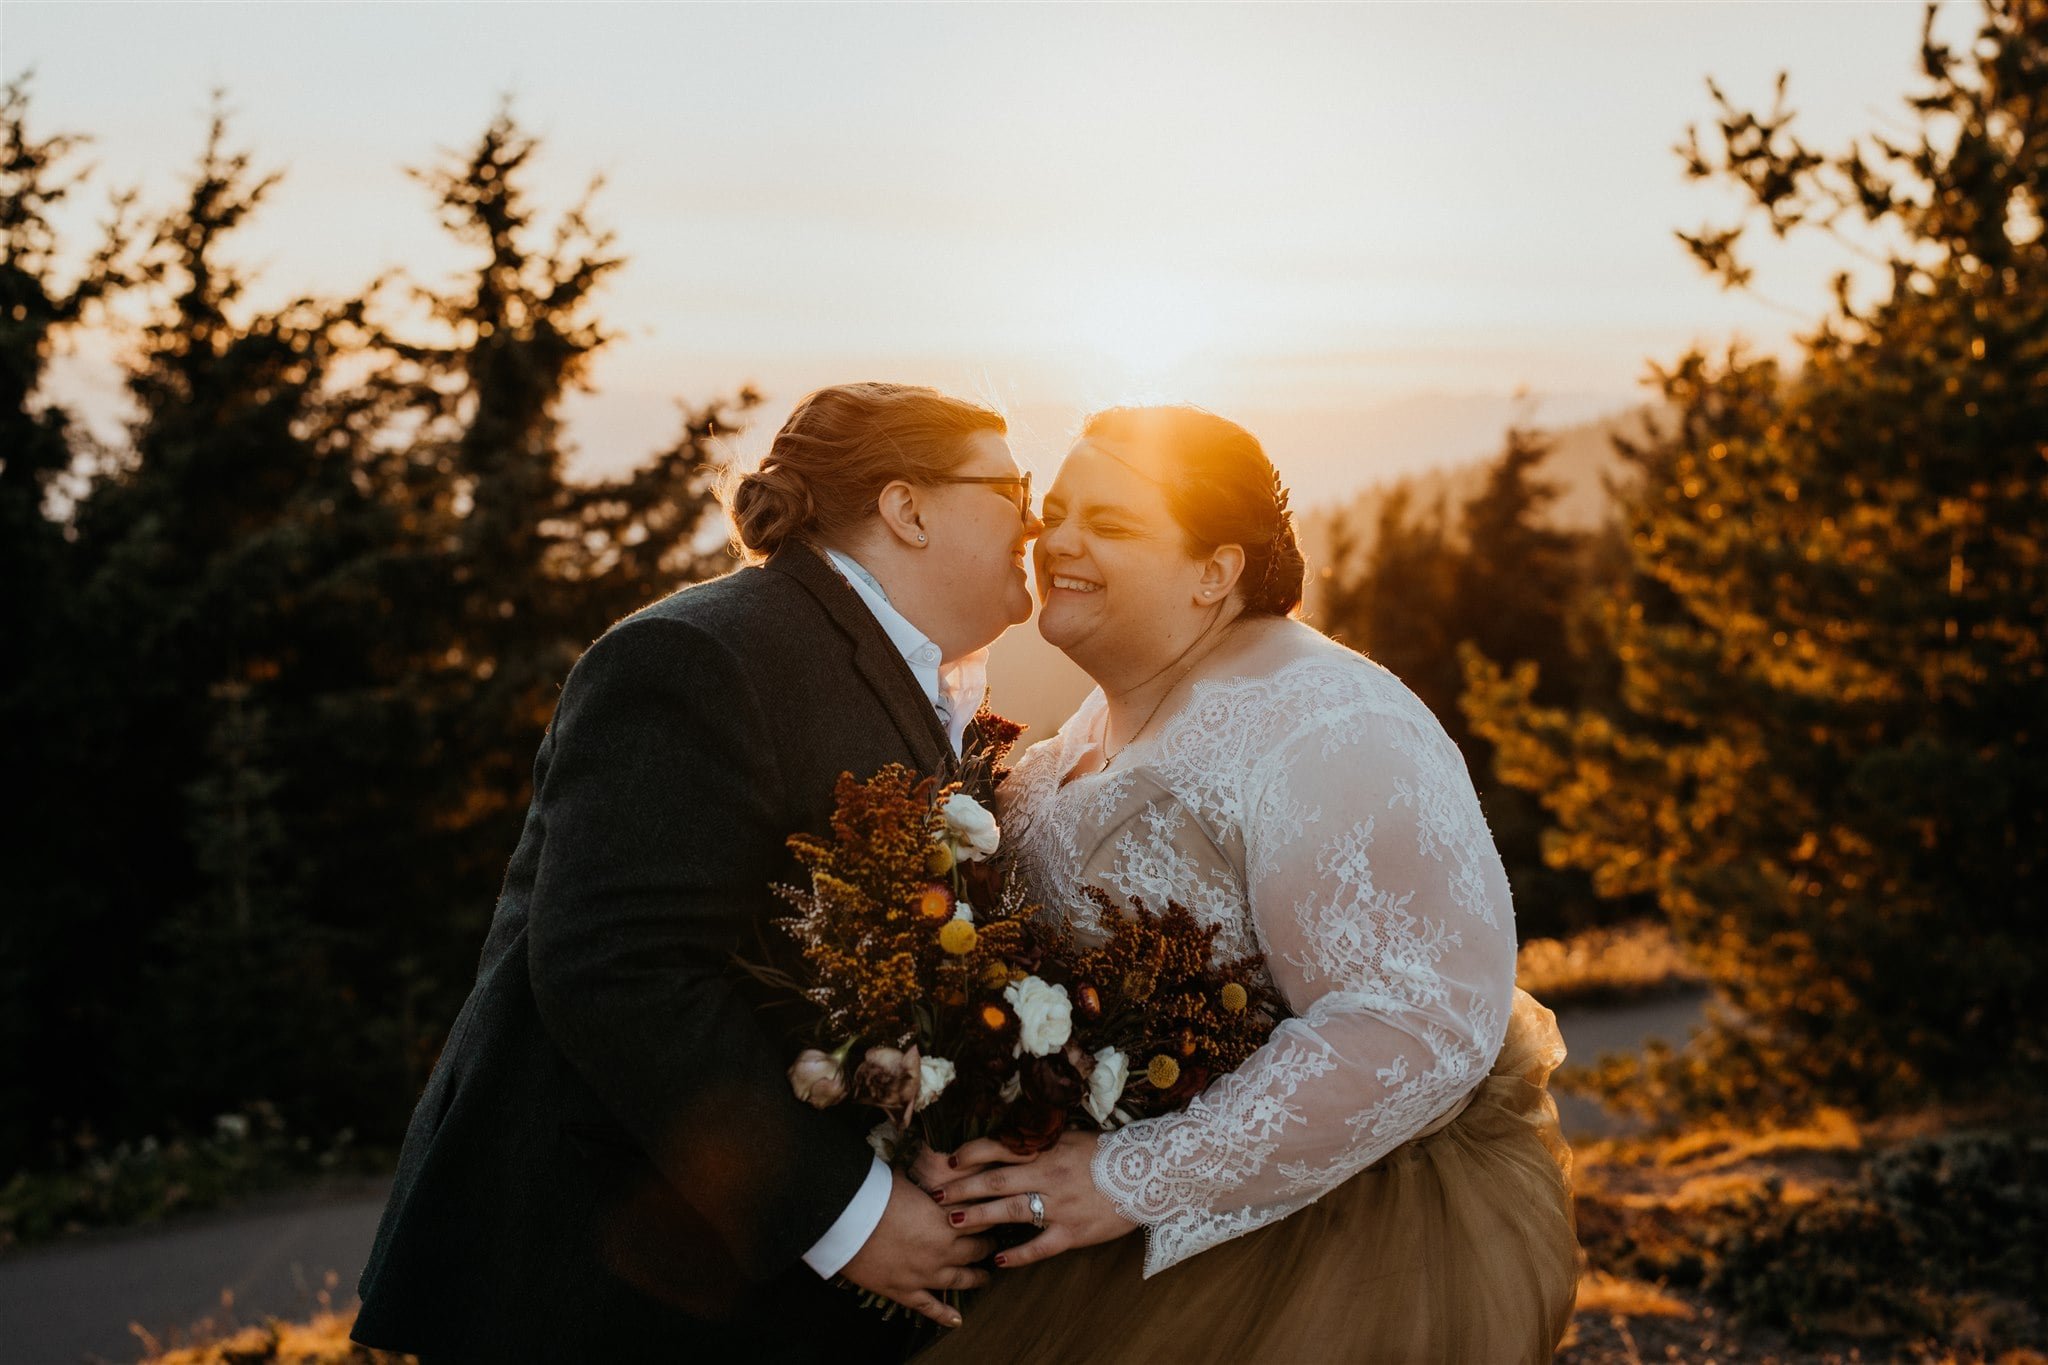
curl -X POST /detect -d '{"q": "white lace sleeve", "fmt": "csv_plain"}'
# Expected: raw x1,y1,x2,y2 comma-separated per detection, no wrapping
1090,687,1518,1277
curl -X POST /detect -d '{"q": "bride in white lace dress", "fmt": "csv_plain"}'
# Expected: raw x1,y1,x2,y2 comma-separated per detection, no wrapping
918,407,1578,1365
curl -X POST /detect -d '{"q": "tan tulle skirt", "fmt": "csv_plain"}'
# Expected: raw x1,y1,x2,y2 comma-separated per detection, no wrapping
915,990,1580,1365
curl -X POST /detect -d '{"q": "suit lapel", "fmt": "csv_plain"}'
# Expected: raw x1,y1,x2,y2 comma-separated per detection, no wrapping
765,543,955,778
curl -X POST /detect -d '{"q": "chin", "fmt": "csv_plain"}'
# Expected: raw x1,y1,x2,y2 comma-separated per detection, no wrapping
1034,604,1082,651
1004,585,1035,626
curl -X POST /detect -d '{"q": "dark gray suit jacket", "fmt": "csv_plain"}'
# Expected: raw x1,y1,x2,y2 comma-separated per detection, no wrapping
354,545,963,1364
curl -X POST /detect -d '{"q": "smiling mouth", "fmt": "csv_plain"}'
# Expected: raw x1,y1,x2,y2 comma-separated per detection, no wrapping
1049,575,1102,594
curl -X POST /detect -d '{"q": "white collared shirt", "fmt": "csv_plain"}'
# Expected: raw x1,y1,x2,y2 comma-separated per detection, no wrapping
822,546,988,756
801,546,990,1279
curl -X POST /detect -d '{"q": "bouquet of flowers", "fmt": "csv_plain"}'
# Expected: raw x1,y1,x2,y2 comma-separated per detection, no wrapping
773,755,1280,1166
774,761,1042,1153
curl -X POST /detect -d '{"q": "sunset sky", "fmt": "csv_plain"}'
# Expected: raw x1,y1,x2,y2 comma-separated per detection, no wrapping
8,2,1965,504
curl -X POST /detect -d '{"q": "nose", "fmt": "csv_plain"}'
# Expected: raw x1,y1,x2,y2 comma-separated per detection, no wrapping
1021,504,1045,540
1034,513,1079,561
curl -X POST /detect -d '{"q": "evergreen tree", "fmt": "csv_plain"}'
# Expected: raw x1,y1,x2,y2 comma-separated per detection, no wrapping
1464,0,2048,1116
1322,431,1625,937
1322,484,1460,720
1451,429,1620,937
1452,428,1584,722
323,109,754,1102
0,78,133,1164
53,100,377,1140
5,97,756,1161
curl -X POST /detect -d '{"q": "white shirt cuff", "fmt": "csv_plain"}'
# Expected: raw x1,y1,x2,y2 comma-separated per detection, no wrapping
802,1154,892,1278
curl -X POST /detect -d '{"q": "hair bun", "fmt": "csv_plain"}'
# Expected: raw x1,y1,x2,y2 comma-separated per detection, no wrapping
731,463,815,558
719,382,1008,562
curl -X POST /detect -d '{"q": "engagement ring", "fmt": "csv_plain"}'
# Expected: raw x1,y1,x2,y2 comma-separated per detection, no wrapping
1026,1191,1047,1230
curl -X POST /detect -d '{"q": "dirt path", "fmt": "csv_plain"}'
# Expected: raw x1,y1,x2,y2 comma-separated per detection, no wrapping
0,1176,392,1365
1550,987,1711,1139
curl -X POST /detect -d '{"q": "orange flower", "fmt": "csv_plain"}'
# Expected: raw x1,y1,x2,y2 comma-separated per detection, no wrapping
914,883,954,922
980,1003,1010,1032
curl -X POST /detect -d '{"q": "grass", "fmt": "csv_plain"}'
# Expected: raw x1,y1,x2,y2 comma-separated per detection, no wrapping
1517,917,1707,1008
1561,1111,2048,1363
0,1103,380,1253
136,1303,413,1365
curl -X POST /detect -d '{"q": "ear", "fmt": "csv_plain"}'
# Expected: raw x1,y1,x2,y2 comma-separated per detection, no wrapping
1195,544,1247,605
875,479,929,548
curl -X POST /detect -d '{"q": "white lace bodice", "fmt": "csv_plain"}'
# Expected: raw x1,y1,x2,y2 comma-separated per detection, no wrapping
999,635,1517,1277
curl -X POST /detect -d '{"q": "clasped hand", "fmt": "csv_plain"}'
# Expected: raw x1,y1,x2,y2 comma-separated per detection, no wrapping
912,1129,1139,1271
838,1170,992,1329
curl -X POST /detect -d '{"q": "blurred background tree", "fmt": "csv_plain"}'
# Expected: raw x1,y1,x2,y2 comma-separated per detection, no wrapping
1,75,136,1165
1320,425,1637,939
0,91,752,1170
1465,0,2047,1118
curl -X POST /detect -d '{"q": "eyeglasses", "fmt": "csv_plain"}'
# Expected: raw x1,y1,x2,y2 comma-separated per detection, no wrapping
927,472,1034,518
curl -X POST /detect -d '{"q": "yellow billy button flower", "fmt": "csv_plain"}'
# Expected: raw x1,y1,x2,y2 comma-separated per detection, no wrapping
1220,982,1249,1013
927,843,956,876
915,883,954,922
938,918,978,956
1147,1055,1181,1089
982,961,1012,989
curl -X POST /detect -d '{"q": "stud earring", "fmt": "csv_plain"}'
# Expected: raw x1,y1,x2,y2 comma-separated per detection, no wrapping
917,534,928,545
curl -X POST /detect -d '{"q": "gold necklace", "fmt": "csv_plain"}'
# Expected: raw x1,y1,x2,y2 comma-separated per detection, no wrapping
1098,604,1239,773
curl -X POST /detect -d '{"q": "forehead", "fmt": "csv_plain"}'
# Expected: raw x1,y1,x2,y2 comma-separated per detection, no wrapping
954,429,1018,475
1048,440,1172,512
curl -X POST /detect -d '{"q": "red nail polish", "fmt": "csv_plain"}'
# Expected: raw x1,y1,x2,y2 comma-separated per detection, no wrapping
948,1155,959,1168
949,1211,964,1226
994,1254,1008,1267
933,1189,946,1204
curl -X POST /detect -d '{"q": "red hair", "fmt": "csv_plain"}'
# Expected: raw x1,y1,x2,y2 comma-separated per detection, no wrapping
728,383,1007,560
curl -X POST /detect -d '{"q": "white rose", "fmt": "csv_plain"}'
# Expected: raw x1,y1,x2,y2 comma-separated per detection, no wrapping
914,1055,957,1112
952,902,975,923
1084,1047,1129,1125
1003,976,1073,1057
940,793,1001,862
